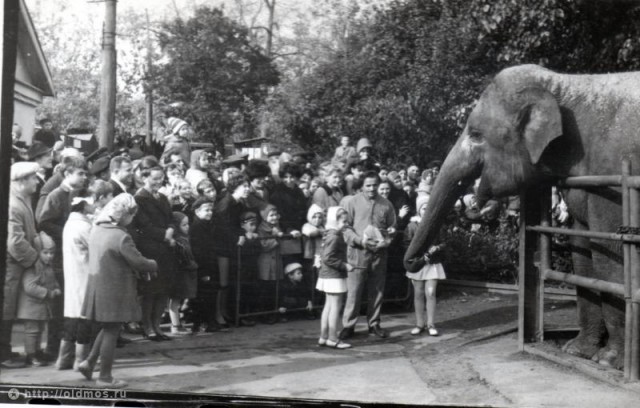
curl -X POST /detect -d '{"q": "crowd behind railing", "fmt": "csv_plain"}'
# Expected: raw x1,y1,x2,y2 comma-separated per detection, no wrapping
3,118,572,387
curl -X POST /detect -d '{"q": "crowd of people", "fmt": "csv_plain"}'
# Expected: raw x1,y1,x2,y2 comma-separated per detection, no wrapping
3,116,532,388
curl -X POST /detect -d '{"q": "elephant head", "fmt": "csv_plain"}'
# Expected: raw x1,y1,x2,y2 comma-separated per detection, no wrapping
404,76,563,271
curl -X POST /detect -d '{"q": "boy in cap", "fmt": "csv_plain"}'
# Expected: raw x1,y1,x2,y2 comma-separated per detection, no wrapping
1,162,41,368
237,211,261,326
279,263,314,321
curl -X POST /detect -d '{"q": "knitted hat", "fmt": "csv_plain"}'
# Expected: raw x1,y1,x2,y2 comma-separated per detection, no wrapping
33,231,55,252
11,162,40,181
306,203,324,223
260,204,278,221
167,117,188,135
284,262,303,275
416,194,430,212
325,206,346,230
26,142,52,160
356,138,372,153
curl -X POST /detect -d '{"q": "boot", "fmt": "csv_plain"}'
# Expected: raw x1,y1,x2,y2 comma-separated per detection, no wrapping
55,340,74,370
73,343,90,371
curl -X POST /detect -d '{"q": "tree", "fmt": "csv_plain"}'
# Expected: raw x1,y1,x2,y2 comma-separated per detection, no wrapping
153,7,280,147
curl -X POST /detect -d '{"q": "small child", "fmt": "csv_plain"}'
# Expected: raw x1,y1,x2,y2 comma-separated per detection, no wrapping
279,263,314,321
17,232,62,366
161,117,192,167
173,179,195,220
257,204,284,324
302,204,325,283
196,179,218,203
169,212,198,334
237,211,261,326
404,195,446,336
316,207,352,349
189,198,218,333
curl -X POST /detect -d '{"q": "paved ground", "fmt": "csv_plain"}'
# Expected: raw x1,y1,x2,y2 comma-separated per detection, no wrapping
1,289,639,407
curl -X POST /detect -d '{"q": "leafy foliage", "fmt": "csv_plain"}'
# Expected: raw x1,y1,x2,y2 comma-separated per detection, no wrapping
153,7,280,147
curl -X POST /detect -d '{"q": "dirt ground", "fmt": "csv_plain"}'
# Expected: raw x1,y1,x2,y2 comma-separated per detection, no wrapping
1,287,639,407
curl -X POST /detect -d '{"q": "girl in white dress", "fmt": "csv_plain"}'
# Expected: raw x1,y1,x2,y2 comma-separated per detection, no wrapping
404,195,446,336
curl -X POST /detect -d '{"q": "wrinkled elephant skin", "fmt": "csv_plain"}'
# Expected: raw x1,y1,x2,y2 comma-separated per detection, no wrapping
404,64,640,369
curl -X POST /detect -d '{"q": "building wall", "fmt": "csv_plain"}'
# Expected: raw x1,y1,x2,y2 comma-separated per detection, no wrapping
13,44,44,144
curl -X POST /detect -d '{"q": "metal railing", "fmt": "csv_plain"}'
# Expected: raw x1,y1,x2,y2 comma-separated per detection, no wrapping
232,234,412,327
520,160,640,381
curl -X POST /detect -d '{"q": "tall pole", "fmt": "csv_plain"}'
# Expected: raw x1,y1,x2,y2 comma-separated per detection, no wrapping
98,0,117,150
264,0,275,57
0,0,21,322
145,9,153,150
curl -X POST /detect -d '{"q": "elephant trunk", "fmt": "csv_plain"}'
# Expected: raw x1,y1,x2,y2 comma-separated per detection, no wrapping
403,138,481,272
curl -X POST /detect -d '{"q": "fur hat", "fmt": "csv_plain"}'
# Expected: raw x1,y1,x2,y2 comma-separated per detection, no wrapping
26,142,52,160
167,117,188,135
11,162,40,181
284,262,303,275
245,159,271,180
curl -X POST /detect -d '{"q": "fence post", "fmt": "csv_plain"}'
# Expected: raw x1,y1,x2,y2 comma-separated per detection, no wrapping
538,184,552,342
628,162,640,381
622,160,632,380
519,185,545,349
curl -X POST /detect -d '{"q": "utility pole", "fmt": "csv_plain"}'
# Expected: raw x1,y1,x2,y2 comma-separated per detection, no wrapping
98,0,117,149
264,0,275,57
144,9,153,150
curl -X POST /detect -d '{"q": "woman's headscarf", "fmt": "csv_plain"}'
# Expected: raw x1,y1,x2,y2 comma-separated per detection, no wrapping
325,206,346,231
94,193,138,225
190,150,206,171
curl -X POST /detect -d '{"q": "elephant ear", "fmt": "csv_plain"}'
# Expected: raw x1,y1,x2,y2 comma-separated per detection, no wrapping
517,87,562,164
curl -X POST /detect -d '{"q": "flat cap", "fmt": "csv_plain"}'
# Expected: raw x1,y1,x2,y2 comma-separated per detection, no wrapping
11,162,40,181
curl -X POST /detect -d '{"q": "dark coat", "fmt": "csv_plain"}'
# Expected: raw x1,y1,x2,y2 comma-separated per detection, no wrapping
109,178,126,196
212,193,246,258
190,217,218,293
35,171,63,220
319,229,349,280
131,187,176,295
270,183,307,232
82,222,157,322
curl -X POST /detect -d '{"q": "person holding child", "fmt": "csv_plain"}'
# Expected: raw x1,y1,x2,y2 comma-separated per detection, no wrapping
317,207,353,349
17,232,61,366
404,195,445,336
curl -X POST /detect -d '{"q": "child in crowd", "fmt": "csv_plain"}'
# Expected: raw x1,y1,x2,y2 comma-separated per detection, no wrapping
302,204,325,283
159,163,185,207
189,198,219,333
317,207,352,349
299,181,310,198
279,263,314,321
237,211,261,326
169,212,198,335
257,204,284,324
196,179,218,203
57,181,113,370
161,117,191,167
172,179,195,220
17,232,61,366
404,195,446,336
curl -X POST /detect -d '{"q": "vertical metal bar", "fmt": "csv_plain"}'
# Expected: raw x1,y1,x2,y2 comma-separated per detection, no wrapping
629,163,640,381
236,246,241,328
622,160,632,380
519,186,543,350
538,185,552,342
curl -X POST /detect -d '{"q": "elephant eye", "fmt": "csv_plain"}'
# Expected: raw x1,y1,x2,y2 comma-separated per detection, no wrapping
468,129,483,142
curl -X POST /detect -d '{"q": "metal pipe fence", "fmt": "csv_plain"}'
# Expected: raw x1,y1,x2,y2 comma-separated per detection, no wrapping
521,160,640,381
232,234,411,327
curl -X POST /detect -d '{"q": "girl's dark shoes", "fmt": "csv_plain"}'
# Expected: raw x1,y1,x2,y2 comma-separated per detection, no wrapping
25,355,48,367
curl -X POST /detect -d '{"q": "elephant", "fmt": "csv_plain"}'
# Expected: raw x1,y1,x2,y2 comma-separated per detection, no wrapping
404,64,640,369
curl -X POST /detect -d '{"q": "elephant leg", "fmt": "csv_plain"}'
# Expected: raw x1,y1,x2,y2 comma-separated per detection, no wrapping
587,195,625,369
593,293,625,369
562,228,605,359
